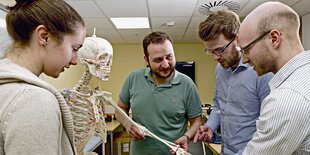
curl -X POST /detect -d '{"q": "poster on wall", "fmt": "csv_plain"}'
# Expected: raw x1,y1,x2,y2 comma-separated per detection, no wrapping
0,6,11,58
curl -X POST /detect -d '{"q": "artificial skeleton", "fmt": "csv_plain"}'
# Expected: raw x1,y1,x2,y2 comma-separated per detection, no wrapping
61,32,113,155
61,31,190,155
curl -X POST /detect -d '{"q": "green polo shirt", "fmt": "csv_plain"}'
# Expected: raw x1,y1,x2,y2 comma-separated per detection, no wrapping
119,67,202,155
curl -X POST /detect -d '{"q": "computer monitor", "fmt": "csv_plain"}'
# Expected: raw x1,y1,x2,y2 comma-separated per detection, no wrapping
175,61,195,83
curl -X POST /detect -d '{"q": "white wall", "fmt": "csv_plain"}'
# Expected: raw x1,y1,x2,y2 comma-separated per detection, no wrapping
302,14,310,50
0,9,11,59
0,9,11,58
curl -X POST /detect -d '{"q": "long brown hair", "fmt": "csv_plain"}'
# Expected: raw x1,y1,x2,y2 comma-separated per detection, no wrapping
6,0,85,47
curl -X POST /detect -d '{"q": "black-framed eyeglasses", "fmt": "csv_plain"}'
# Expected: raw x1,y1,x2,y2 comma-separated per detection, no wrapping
205,37,235,56
236,30,271,55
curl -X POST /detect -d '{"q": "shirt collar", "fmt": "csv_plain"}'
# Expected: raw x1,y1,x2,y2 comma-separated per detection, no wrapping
144,67,181,87
269,50,310,90
226,56,248,73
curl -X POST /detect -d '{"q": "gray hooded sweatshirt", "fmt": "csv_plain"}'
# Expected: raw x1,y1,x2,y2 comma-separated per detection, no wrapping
0,58,76,155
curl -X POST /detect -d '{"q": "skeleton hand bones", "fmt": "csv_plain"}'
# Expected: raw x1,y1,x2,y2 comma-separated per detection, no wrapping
102,95,191,155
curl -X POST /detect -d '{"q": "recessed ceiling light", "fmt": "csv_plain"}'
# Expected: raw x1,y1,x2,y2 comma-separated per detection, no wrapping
0,18,6,28
110,17,149,29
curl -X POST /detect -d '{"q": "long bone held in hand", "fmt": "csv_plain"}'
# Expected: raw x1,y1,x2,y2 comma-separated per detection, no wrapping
102,95,191,155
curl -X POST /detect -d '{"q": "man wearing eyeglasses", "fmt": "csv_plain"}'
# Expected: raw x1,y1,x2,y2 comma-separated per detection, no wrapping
193,10,273,155
236,2,310,154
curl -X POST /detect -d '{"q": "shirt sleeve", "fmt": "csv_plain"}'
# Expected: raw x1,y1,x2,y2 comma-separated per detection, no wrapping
243,88,310,155
205,85,220,132
206,68,220,131
2,88,61,155
185,84,202,118
257,72,274,102
119,73,132,106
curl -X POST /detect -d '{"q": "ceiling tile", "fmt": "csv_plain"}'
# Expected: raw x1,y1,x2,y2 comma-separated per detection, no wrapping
183,28,201,43
193,0,209,17
95,0,148,17
66,0,105,17
238,0,270,17
86,28,118,38
152,28,186,43
194,0,250,17
118,29,152,43
86,28,126,44
184,28,199,37
188,16,206,29
149,0,197,17
291,0,310,16
182,35,202,43
279,0,301,6
63,0,310,44
151,17,191,28
84,17,115,30
237,0,304,18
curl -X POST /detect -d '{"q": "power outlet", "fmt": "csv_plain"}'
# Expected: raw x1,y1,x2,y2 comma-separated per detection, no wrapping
123,143,129,152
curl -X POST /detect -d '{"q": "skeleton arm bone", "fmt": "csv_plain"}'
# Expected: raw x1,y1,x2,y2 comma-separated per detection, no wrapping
102,95,191,155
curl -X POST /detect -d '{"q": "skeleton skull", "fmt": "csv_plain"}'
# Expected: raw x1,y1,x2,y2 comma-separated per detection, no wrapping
78,36,113,81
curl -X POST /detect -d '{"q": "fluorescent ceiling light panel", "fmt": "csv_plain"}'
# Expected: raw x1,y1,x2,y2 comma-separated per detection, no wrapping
110,17,149,29
0,18,6,28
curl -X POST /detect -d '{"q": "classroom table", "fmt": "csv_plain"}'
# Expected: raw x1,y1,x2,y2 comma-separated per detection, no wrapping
205,143,221,155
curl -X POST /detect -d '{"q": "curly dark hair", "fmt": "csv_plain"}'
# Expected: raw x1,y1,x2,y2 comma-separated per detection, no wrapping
142,31,173,57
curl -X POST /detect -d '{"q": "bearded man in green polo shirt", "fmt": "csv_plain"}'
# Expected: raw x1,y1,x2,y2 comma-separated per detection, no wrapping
114,31,203,155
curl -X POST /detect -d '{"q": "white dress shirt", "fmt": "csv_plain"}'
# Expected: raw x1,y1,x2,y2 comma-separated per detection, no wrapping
242,51,310,155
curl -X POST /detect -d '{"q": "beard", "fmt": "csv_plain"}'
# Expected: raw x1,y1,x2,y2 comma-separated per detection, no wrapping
220,45,240,69
254,43,275,76
150,66,175,79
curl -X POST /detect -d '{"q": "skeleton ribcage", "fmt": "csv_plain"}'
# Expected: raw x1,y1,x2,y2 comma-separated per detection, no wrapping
61,89,107,155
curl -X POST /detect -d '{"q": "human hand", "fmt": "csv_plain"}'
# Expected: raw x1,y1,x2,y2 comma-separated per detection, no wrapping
193,125,213,143
169,135,189,154
125,123,145,141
